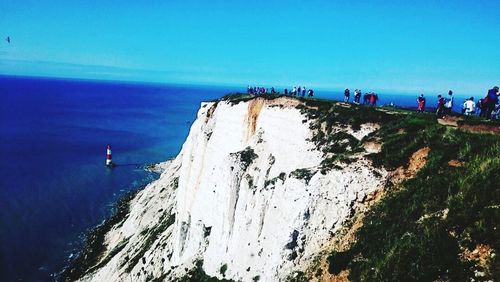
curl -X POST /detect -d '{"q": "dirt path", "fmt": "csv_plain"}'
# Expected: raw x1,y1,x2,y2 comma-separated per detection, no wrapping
437,116,500,135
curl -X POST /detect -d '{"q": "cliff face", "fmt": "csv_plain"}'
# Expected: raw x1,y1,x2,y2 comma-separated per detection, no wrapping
72,96,387,281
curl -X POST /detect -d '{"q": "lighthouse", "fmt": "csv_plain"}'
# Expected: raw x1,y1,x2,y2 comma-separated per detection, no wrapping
106,144,113,167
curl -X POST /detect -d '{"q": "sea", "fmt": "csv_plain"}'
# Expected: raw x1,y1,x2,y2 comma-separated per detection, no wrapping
0,76,470,281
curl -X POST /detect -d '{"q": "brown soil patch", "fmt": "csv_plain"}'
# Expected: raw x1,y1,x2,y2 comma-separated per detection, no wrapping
337,102,352,108
448,159,464,167
265,96,303,108
407,147,430,174
246,98,264,140
389,147,430,185
205,103,218,123
436,115,500,135
315,269,350,282
244,97,304,140
461,244,494,276
437,116,460,127
459,123,500,135
330,270,350,282
363,140,382,154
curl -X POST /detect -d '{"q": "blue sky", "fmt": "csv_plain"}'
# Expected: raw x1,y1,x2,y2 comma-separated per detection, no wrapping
1,0,499,94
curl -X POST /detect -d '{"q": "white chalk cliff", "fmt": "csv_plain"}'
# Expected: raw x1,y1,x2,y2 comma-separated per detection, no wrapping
77,96,387,282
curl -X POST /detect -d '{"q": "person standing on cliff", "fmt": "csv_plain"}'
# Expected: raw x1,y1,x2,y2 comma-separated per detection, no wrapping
353,89,360,104
302,86,306,97
369,92,378,106
463,97,476,116
417,94,426,113
363,92,370,105
344,88,350,102
483,86,499,119
436,95,445,117
476,98,483,116
444,90,454,115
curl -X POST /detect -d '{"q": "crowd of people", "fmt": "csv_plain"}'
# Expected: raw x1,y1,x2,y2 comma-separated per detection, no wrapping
245,85,500,121
247,85,315,97
343,88,379,106
417,87,500,120
247,85,383,105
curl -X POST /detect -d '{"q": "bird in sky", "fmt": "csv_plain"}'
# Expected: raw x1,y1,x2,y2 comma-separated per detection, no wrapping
6,36,11,43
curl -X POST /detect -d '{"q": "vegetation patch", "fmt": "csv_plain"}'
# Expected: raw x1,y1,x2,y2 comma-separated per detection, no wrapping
171,176,179,190
290,168,315,185
176,260,234,282
327,112,500,281
245,174,256,190
219,263,228,276
297,98,397,131
231,147,258,170
88,237,130,272
295,98,398,172
219,93,284,105
285,271,308,282
263,172,285,188
264,177,278,188
124,212,176,273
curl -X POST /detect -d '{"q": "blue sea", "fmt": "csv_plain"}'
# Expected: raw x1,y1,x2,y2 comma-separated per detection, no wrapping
0,76,229,281
0,76,469,281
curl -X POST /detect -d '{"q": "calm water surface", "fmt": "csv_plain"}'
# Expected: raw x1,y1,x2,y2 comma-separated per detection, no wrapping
0,76,227,281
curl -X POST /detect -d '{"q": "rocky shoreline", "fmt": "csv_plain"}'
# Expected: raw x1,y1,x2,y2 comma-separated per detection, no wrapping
59,188,141,281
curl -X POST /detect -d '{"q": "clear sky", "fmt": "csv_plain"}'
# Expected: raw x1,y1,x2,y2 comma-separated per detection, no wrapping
1,0,499,94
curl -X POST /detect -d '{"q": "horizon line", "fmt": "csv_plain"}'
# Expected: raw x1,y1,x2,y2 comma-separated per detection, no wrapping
0,73,483,97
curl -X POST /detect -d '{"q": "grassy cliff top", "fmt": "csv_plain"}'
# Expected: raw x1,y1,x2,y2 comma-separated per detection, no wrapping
218,93,500,132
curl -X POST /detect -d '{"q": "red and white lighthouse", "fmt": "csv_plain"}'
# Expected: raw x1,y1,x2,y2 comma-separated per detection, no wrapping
106,144,113,166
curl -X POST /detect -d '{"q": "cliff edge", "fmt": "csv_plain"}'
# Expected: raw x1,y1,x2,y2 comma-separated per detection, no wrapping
62,94,500,282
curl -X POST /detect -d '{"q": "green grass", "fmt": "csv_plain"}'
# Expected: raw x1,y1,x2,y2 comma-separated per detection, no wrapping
327,112,500,281
295,99,400,173
264,172,286,188
231,147,258,171
219,264,228,276
176,260,234,282
218,93,285,105
458,114,500,126
290,168,315,185
171,176,179,190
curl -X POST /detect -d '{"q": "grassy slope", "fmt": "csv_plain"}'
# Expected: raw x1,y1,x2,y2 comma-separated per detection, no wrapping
328,109,500,281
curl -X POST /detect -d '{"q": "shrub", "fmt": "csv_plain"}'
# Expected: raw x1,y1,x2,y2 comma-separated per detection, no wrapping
219,264,228,276
231,147,258,170
176,260,234,282
290,168,315,185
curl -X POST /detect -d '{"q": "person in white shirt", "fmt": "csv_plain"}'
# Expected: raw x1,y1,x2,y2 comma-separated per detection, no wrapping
463,97,476,116
444,91,454,114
